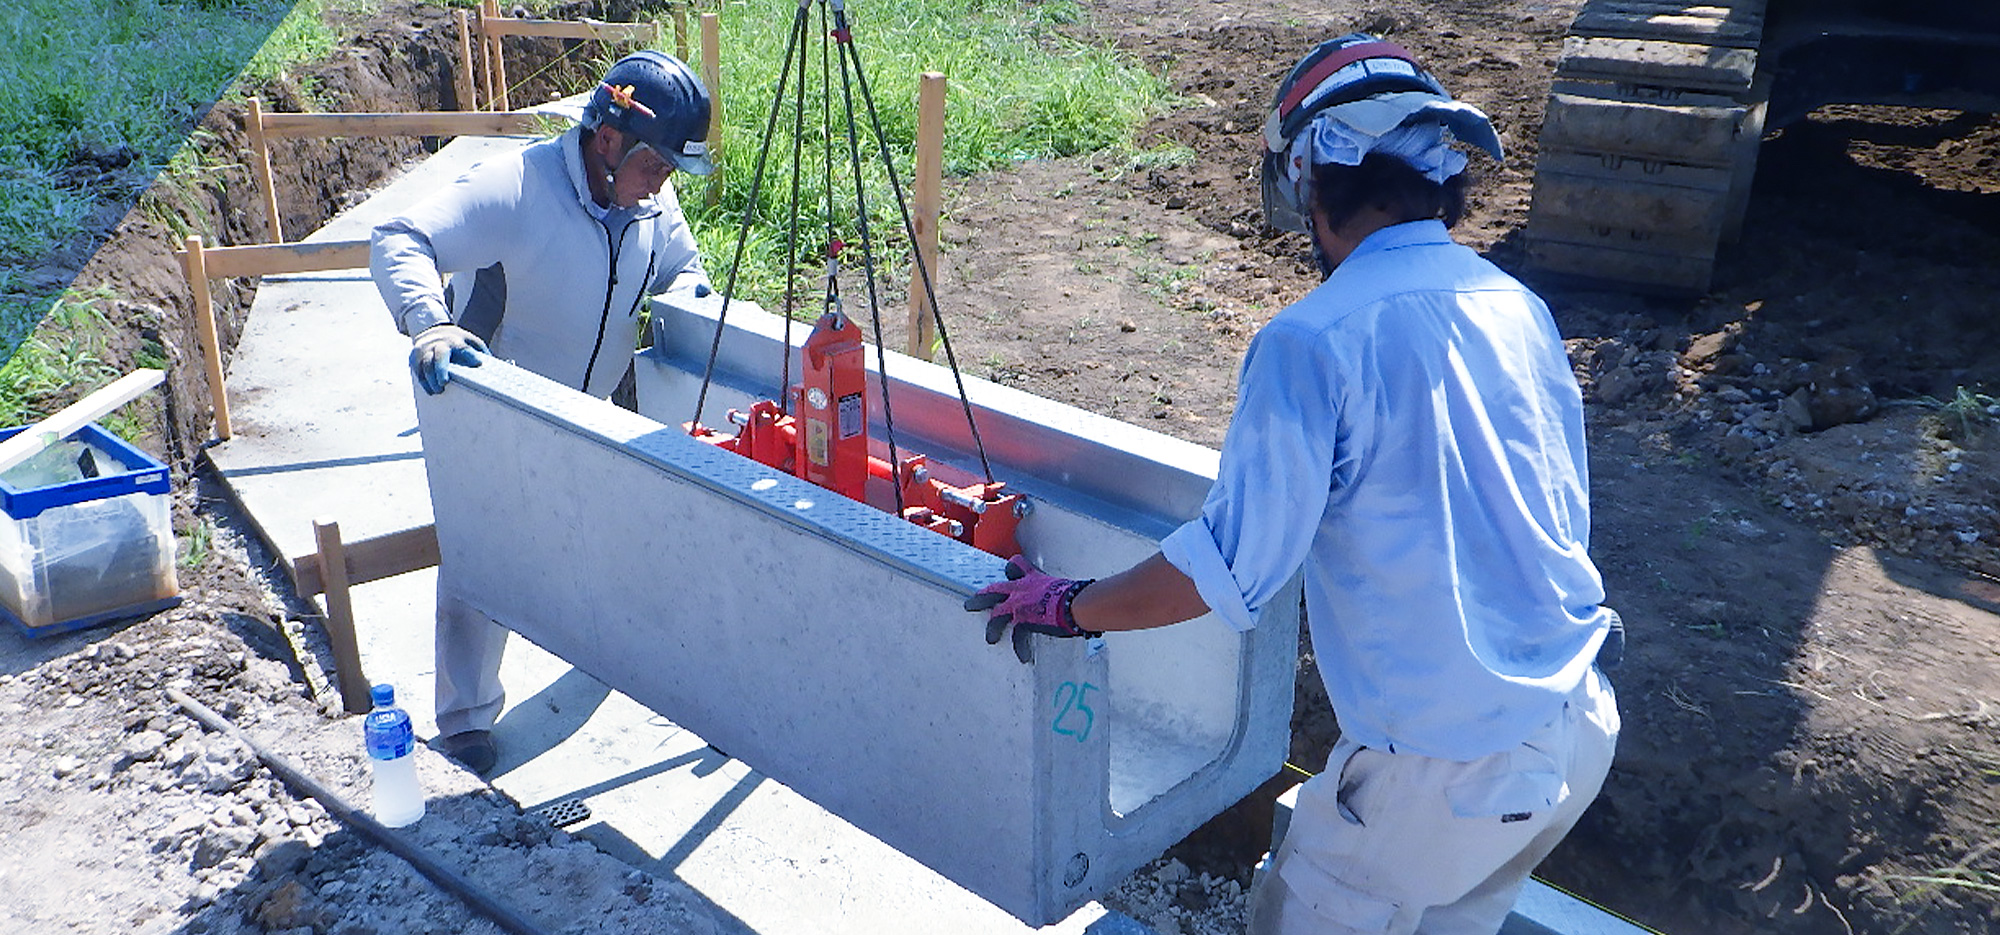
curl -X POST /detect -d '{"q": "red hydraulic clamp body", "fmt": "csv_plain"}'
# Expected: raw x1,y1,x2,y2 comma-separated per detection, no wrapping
688,311,1026,559
798,309,869,502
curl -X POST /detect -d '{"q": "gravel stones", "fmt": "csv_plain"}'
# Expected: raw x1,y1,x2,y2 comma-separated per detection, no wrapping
1103,857,1250,935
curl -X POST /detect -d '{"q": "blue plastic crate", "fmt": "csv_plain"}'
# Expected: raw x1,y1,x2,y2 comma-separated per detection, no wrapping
0,423,180,637
0,423,171,520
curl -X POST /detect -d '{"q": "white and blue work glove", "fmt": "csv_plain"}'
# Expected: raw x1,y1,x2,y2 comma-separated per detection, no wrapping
410,323,487,395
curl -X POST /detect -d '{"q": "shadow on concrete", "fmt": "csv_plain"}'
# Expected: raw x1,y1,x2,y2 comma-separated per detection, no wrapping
565,765,767,875
216,450,427,478
485,665,614,775
514,745,722,814
569,770,768,935
657,768,764,873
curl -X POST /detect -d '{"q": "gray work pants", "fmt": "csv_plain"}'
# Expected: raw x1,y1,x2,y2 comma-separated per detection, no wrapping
433,584,508,738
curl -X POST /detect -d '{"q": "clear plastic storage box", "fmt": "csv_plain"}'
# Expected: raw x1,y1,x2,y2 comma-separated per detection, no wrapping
0,423,180,637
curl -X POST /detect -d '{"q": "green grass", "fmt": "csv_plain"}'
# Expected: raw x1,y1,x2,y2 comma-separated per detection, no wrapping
1886,868,2000,898
0,0,343,424
0,160,91,264
0,0,312,203
241,0,342,98
177,516,213,570
1920,385,1999,441
0,288,149,440
688,0,1174,314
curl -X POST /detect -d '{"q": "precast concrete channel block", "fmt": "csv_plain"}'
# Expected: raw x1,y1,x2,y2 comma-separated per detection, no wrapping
414,292,1299,926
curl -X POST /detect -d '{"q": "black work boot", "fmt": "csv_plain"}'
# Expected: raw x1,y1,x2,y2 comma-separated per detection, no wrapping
435,729,498,776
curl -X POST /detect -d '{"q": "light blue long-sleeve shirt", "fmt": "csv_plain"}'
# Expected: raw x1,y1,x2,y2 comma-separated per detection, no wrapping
1161,220,1611,762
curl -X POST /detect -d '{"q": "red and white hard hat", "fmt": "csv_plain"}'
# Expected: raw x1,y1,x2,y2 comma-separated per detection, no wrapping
1260,34,1503,233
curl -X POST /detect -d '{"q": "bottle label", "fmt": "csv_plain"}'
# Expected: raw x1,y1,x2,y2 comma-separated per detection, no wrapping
365,711,415,760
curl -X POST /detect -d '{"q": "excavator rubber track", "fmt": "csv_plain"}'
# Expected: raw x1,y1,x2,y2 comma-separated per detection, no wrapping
1525,1,1770,293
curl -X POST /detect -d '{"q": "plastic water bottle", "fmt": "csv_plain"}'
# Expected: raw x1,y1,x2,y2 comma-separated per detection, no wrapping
364,684,425,827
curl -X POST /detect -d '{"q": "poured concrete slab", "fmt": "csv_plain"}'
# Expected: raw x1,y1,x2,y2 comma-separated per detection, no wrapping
204,133,535,556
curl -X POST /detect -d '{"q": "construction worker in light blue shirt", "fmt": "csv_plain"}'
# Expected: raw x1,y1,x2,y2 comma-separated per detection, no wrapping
966,34,1621,935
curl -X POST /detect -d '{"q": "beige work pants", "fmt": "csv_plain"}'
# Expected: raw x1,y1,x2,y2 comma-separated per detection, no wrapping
1250,667,1619,935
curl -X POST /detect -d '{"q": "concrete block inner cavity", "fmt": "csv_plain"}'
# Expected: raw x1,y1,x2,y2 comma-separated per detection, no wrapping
416,292,1298,925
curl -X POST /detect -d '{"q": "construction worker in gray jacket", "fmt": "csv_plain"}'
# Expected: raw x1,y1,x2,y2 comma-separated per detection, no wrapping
369,50,715,774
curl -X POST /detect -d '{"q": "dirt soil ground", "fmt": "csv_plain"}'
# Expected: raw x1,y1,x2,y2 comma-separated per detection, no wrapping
6,1,2000,934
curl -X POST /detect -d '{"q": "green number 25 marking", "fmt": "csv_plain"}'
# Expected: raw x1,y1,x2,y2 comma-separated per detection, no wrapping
1052,681,1098,743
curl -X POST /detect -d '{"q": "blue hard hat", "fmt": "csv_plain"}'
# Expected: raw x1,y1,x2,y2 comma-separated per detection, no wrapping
582,50,715,175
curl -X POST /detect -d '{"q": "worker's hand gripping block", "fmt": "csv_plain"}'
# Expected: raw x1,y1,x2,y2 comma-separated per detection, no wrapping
414,293,1300,926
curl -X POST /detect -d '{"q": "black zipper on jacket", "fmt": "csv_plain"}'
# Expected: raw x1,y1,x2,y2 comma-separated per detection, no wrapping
584,216,647,392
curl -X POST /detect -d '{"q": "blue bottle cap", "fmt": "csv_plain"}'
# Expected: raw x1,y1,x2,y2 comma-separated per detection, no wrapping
371,684,395,707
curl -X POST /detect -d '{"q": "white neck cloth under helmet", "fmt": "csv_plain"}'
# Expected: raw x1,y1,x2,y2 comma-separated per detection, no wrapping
1278,90,1499,190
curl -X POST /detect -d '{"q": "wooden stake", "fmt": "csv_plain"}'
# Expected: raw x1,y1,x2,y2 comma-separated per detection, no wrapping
455,10,478,111
181,235,233,441
477,1,497,111
673,7,689,61
906,73,946,361
484,0,511,112
246,98,283,243
700,12,723,208
313,517,374,715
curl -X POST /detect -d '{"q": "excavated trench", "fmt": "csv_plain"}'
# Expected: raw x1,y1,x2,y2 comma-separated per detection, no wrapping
34,2,2000,934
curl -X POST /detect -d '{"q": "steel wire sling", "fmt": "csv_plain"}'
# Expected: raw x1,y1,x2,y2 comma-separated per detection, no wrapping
687,0,1000,504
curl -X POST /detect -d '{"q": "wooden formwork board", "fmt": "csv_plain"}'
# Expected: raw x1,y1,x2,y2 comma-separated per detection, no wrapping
459,5,674,112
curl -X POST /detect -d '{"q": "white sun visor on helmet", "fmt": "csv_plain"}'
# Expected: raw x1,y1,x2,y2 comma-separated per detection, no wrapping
1275,91,1504,164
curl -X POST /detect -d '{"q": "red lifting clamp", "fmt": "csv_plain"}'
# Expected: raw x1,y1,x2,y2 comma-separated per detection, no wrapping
797,309,868,502
688,311,1024,558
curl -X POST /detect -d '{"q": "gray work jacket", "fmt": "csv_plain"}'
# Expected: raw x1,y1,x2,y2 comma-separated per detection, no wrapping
371,127,709,397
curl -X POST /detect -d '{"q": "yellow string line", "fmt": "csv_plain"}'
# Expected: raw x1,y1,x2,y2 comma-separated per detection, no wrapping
1528,874,1670,934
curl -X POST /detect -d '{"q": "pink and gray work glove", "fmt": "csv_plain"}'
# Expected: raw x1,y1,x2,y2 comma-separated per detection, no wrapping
964,555,1098,663
410,323,488,395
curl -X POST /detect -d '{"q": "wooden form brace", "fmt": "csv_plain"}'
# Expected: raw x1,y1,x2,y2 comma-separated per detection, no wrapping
245,103,546,243
174,236,370,440
459,3,676,112
248,10,673,242
291,521,442,714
